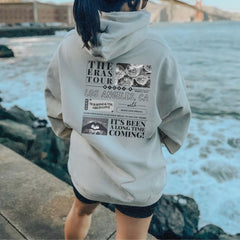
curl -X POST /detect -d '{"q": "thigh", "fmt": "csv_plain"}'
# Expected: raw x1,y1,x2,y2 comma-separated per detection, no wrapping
71,196,99,216
71,184,100,215
115,208,153,240
115,201,158,219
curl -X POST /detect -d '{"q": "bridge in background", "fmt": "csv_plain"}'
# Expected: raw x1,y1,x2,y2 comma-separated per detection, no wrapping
159,0,229,21
194,0,203,22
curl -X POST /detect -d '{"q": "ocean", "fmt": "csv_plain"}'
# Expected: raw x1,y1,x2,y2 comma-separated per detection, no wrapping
0,21,240,234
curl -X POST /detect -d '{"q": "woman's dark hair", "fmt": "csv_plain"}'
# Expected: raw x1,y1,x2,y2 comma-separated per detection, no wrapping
73,0,142,49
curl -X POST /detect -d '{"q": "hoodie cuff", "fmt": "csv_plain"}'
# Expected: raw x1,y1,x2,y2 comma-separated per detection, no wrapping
159,129,181,154
48,116,72,140
162,136,181,154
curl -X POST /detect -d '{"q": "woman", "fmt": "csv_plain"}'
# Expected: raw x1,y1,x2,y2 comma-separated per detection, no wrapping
44,0,191,239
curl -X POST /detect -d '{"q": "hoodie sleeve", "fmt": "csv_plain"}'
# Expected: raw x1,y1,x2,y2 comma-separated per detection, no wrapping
44,49,72,139
157,54,191,154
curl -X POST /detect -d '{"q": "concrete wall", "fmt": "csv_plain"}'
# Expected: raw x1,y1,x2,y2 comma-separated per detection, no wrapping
0,1,74,25
0,2,33,24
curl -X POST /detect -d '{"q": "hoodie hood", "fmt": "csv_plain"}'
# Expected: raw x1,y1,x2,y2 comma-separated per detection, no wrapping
85,10,151,62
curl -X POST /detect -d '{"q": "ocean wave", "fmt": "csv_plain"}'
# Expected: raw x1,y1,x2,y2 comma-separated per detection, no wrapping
190,107,240,120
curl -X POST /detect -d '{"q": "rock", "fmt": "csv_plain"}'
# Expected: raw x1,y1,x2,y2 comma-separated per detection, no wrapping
8,105,38,126
173,194,200,237
0,44,14,58
219,234,240,240
149,194,200,239
194,224,225,239
24,126,70,183
0,104,71,183
25,126,68,164
0,104,15,121
0,137,27,155
25,127,53,162
0,104,39,127
0,119,36,144
0,103,71,184
55,136,70,165
48,130,67,164
43,129,70,183
32,119,48,128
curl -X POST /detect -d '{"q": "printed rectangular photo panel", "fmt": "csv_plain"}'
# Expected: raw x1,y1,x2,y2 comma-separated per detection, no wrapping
82,61,153,138
82,117,108,136
115,63,152,88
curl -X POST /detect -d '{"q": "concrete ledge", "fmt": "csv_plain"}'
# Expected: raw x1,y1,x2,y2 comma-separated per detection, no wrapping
0,144,155,239
0,144,115,239
0,214,25,240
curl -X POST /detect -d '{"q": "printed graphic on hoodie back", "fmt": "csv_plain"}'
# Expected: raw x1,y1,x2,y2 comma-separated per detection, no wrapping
82,61,152,138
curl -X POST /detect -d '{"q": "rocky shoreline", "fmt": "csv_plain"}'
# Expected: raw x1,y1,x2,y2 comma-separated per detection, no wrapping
0,103,239,240
0,103,71,184
0,26,74,38
0,45,14,58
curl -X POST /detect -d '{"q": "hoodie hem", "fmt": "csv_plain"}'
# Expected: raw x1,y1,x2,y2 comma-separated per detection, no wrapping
69,170,163,207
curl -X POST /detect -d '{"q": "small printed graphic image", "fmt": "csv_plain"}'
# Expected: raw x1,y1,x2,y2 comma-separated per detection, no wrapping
82,117,108,135
115,63,152,88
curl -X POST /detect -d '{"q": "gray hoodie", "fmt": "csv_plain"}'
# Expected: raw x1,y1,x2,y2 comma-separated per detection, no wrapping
44,10,191,206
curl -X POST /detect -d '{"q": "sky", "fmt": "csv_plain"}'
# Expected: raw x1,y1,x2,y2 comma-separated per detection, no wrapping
184,0,240,12
40,0,240,12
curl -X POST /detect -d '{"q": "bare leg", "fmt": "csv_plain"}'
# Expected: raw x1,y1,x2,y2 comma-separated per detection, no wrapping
64,196,99,240
115,208,153,240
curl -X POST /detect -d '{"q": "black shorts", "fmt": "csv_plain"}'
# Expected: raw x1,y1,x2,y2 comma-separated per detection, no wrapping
72,184,159,218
